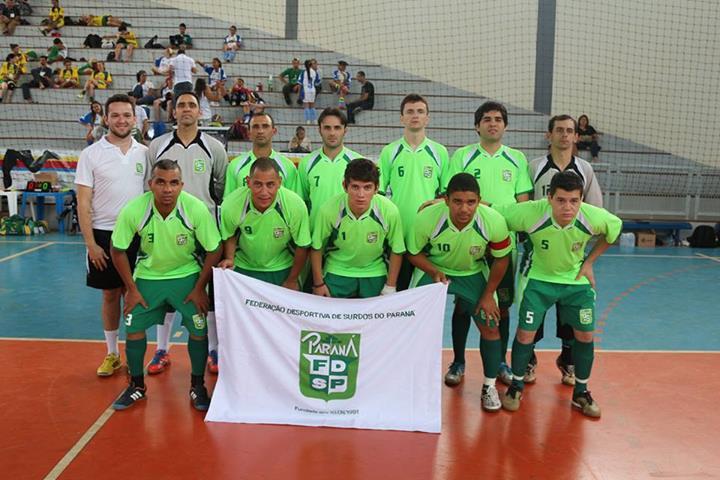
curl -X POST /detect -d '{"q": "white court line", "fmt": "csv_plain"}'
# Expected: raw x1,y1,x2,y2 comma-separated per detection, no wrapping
0,242,55,263
43,406,115,480
604,254,711,259
0,239,84,245
695,253,720,263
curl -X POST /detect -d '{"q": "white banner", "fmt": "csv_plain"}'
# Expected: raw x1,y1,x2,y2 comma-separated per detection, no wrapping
206,268,448,433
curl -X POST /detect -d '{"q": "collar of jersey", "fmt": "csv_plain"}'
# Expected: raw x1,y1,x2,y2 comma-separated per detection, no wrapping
151,199,180,221
173,129,202,147
98,136,140,152
400,136,430,153
248,191,279,215
548,205,578,230
476,143,506,158
547,153,577,172
319,146,347,162
343,195,373,220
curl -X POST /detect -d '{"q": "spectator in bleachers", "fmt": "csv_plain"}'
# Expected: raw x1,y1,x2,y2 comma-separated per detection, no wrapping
111,24,139,63
229,77,264,115
299,59,319,124
169,23,193,49
78,14,128,28
576,114,602,162
194,78,224,125
330,60,351,96
288,126,311,153
79,101,106,144
0,0,22,36
279,57,302,106
222,25,242,62
311,58,323,94
126,95,149,143
47,38,68,64
151,73,174,124
169,45,196,98
55,58,79,88
40,0,64,36
151,47,174,76
77,58,98,76
20,55,53,103
9,44,28,73
130,70,159,105
197,57,227,90
346,71,374,124
0,53,20,103
78,61,112,102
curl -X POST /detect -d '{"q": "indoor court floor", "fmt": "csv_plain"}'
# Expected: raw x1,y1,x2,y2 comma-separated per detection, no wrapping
1,234,718,479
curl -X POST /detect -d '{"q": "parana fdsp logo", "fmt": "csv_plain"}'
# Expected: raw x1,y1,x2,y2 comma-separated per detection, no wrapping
299,330,360,401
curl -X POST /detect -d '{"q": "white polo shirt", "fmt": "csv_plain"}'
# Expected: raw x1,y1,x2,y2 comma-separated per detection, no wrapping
170,53,195,85
75,136,148,230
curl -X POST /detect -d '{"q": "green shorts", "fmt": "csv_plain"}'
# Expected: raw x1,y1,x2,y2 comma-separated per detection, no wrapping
517,277,596,332
412,269,498,327
124,274,207,336
235,267,290,287
325,272,385,298
101,15,110,26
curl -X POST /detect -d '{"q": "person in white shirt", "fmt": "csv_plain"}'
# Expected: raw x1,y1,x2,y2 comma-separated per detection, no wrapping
222,25,242,62
168,45,196,98
299,59,319,124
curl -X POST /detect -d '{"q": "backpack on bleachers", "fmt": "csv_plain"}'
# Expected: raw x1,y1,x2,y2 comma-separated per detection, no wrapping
84,34,102,49
687,225,718,248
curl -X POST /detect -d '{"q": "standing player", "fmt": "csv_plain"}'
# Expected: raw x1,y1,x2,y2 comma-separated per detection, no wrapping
224,113,299,196
75,94,147,377
311,159,405,298
445,101,533,386
495,171,621,418
378,94,449,289
218,157,310,290
297,107,363,223
146,90,227,375
407,173,512,410
110,160,222,411
525,114,604,385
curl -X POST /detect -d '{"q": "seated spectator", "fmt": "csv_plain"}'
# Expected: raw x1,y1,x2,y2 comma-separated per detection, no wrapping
151,73,174,123
47,38,68,64
127,95,149,143
9,44,28,74
346,71,374,124
151,47,174,76
169,23,192,49
77,58,98,76
78,61,112,102
330,60,351,96
111,24,138,63
131,70,159,105
197,57,227,90
0,0,22,36
288,126,311,153
0,53,20,103
55,58,79,88
21,55,53,103
279,57,302,106
78,14,127,27
577,114,602,162
79,101,106,144
229,77,265,115
195,78,224,125
40,0,64,36
222,25,243,62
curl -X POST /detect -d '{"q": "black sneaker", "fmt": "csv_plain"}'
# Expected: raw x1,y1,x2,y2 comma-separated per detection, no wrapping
556,355,576,386
112,383,147,410
444,362,465,386
501,384,522,412
190,385,211,411
572,390,601,418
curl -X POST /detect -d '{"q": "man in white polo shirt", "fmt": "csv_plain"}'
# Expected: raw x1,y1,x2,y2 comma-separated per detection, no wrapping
169,45,196,98
75,93,149,377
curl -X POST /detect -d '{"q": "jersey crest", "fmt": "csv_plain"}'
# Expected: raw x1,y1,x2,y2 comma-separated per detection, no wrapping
502,170,512,182
176,233,188,245
273,227,285,238
193,158,206,173
423,165,433,178
367,232,378,244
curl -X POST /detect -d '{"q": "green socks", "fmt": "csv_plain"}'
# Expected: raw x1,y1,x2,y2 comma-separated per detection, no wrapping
126,337,147,377
188,336,209,377
479,337,502,379
510,337,534,390
573,339,594,394
499,313,510,361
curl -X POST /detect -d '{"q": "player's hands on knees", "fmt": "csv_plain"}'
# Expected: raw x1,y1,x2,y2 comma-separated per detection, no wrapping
475,292,500,323
313,284,331,297
123,287,148,316
576,261,596,289
283,278,300,291
184,287,209,316
88,243,108,270
218,258,234,270
432,271,449,284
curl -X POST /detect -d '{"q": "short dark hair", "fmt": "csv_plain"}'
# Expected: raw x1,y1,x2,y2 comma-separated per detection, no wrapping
249,112,275,128
39,55,48,61
105,94,134,115
356,70,366,78
317,107,347,127
230,25,237,30
549,171,585,196
152,159,182,178
249,157,280,177
474,101,508,126
118,25,127,32
400,93,429,115
548,114,577,132
175,90,199,106
295,126,305,133
179,23,187,28
5,53,15,62
344,158,379,186
338,60,348,66
446,173,480,197
135,70,147,82
53,38,62,45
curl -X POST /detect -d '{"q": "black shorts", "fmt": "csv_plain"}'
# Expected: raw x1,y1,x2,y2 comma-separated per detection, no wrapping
86,229,139,290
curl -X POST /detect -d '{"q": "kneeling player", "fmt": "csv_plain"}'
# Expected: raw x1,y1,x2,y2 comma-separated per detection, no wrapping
219,157,311,289
407,173,512,411
110,160,222,411
495,171,621,418
311,158,405,298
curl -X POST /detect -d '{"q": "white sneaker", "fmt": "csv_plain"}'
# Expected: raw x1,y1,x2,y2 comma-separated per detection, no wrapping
210,101,220,107
481,384,501,412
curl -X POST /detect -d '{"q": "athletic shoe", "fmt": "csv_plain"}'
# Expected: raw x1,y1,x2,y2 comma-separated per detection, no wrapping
112,383,146,410
572,390,601,418
556,355,576,386
501,384,522,412
147,349,171,375
76,92,85,99
190,385,211,411
497,362,513,386
524,354,537,384
207,350,219,374
210,101,220,107
96,353,122,377
481,384,501,412
444,362,465,386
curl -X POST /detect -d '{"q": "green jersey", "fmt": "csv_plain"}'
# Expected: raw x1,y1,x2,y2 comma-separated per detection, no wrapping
408,202,512,277
297,146,363,222
312,193,405,277
447,144,533,206
224,149,300,198
280,67,301,85
378,137,449,232
112,191,221,280
220,186,311,272
495,200,622,285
